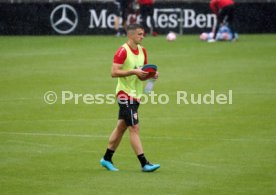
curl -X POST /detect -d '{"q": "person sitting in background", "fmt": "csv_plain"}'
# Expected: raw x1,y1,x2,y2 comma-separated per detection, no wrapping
200,23,238,42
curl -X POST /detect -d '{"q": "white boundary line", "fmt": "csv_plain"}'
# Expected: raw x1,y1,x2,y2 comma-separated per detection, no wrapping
0,132,108,138
0,132,274,142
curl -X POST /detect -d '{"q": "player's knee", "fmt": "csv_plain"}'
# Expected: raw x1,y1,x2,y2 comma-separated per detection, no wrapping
129,124,139,133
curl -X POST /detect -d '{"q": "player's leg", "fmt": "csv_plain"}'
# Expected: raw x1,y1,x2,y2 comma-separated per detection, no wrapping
148,5,157,36
129,124,143,155
128,102,160,172
226,5,236,40
140,5,149,34
100,120,127,171
213,11,224,40
128,124,160,172
121,2,129,35
100,100,129,171
114,1,121,36
108,119,128,151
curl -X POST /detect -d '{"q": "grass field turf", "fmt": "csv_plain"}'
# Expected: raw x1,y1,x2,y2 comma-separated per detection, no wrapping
0,35,275,194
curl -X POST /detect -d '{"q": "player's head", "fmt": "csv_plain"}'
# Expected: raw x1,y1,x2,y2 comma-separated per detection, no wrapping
127,24,144,44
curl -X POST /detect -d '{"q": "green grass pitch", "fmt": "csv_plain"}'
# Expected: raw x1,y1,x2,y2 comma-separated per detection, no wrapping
0,35,275,194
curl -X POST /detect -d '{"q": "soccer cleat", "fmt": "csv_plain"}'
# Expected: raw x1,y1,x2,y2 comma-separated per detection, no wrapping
142,163,160,172
100,158,119,171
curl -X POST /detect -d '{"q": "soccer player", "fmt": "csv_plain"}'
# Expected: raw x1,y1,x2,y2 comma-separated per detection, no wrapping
100,24,160,172
209,0,236,42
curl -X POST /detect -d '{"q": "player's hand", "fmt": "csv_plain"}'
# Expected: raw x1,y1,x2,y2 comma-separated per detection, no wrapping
154,71,159,79
133,69,149,79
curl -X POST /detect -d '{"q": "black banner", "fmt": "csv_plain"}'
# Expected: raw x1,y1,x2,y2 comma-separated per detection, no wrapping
0,2,275,35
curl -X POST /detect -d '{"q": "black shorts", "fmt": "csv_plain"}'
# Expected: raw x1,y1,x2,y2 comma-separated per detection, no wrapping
218,5,234,24
114,0,130,21
118,100,139,126
113,1,120,17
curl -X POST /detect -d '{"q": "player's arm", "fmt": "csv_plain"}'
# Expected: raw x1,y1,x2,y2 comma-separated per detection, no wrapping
111,63,148,78
112,46,148,78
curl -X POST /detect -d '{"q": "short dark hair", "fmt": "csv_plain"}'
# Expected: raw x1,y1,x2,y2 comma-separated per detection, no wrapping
126,24,144,32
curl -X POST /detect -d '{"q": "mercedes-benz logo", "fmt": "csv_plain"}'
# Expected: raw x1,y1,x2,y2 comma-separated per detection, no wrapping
50,4,78,34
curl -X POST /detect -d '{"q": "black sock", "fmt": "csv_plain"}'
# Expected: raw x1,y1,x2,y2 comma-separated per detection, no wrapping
137,153,149,167
103,148,115,163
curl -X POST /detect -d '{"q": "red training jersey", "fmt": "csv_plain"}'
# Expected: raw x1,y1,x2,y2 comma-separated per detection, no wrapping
210,0,235,15
113,44,148,65
138,0,154,5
